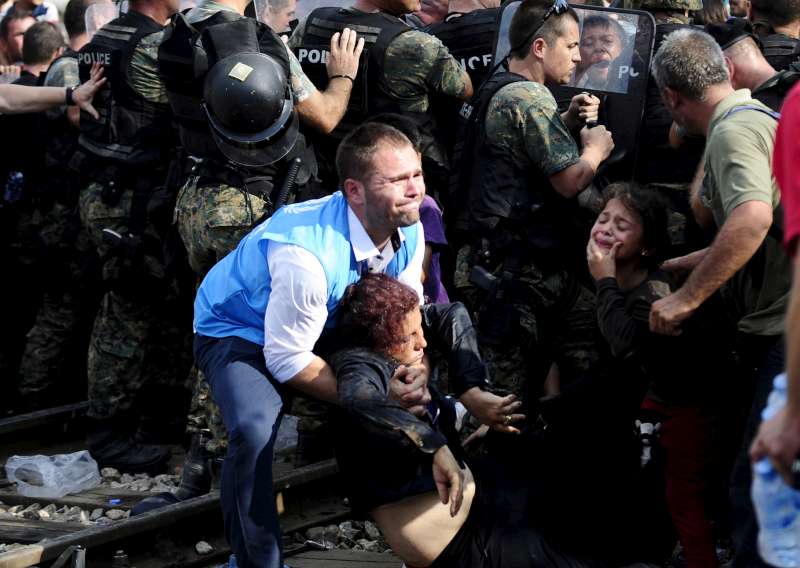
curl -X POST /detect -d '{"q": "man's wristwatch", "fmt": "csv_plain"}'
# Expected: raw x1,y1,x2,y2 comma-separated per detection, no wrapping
65,87,76,106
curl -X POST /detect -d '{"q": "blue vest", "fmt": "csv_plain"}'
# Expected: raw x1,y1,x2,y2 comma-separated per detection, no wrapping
194,191,421,346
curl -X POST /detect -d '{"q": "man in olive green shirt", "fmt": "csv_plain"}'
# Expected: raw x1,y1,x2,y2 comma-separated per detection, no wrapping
649,28,790,567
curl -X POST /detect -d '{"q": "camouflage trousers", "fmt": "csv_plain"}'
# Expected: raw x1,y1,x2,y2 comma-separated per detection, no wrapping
174,176,271,276
174,177,270,455
80,182,192,422
453,245,600,404
17,202,101,401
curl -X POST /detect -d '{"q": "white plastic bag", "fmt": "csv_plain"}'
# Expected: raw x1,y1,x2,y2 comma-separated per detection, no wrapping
5,450,101,498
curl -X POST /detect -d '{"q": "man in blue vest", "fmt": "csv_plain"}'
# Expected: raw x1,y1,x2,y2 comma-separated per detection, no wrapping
192,121,430,568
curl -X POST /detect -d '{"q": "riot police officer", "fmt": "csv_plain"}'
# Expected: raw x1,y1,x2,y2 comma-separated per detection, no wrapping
136,0,362,507
425,0,500,90
424,0,500,157
76,0,193,473
13,0,105,413
458,0,612,399
749,0,800,71
707,18,800,112
635,0,703,183
289,0,474,197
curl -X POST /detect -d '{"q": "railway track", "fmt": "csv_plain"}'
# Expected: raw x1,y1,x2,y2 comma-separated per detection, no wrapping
0,405,357,567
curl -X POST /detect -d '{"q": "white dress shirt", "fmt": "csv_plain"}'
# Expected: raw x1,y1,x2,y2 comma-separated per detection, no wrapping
263,206,425,383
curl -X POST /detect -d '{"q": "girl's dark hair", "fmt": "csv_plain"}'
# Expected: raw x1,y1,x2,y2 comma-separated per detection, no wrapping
603,183,671,268
338,273,420,354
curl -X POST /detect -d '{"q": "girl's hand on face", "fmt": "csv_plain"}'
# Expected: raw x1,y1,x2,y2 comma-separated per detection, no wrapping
587,238,620,281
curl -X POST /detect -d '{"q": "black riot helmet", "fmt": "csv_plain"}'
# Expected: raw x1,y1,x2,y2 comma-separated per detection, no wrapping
203,52,299,167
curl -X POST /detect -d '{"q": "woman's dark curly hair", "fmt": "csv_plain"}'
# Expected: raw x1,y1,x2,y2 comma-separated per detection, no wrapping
603,182,671,268
338,273,420,354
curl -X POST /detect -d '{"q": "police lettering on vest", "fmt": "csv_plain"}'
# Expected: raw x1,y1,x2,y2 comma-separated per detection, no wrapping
425,8,499,89
77,51,111,65
76,11,174,175
296,47,330,64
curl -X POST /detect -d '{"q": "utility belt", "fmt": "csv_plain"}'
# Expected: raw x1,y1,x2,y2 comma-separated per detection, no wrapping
191,159,276,203
467,228,581,346
190,156,306,221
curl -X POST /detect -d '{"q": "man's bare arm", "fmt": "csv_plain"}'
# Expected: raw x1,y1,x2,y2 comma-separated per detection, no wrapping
295,28,364,134
458,70,473,102
689,163,714,229
0,84,68,114
550,125,614,198
0,63,105,116
661,247,710,276
651,200,772,335
680,200,772,305
286,356,339,404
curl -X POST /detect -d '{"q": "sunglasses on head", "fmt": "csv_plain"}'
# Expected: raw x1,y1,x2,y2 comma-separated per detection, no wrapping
510,0,570,55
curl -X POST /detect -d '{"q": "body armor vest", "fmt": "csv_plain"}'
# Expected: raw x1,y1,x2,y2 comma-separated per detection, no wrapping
158,10,290,167
635,22,704,185
425,8,498,159
753,68,800,111
296,7,443,182
459,70,578,253
425,8,498,90
76,11,174,177
761,33,800,72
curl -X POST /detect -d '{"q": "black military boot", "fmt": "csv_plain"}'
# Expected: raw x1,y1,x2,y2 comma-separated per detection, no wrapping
130,432,213,516
87,418,171,475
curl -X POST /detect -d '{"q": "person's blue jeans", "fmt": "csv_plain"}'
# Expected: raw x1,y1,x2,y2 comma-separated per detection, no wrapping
730,334,785,568
194,334,284,568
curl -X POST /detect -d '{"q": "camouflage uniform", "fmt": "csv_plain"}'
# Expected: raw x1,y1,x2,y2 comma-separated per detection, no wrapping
289,17,468,194
16,56,102,406
174,180,272,454
288,20,468,116
80,29,192,425
173,2,320,454
458,81,601,401
381,30,471,110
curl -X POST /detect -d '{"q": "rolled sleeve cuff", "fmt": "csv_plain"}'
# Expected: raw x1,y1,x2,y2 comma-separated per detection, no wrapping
543,155,580,178
264,349,316,383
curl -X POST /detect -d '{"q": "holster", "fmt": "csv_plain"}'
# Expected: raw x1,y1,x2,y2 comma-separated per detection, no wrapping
469,238,522,346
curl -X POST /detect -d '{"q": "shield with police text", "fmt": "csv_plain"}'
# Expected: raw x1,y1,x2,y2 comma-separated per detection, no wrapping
493,2,655,180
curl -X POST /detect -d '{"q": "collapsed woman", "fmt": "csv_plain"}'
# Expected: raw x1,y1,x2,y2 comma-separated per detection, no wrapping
330,273,601,568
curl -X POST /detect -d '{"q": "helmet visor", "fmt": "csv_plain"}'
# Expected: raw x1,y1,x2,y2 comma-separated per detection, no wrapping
205,97,299,167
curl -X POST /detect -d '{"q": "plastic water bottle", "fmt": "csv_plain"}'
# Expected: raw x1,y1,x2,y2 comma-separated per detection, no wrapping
752,374,800,567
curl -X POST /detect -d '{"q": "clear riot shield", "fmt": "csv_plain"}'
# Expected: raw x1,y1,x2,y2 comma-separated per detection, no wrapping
492,2,655,180
294,0,349,26
84,2,119,40
254,0,347,33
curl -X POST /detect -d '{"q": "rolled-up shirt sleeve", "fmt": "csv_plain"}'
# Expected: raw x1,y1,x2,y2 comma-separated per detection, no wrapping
263,242,329,382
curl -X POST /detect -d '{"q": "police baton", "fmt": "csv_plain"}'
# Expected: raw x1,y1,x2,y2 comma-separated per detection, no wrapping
274,157,302,210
